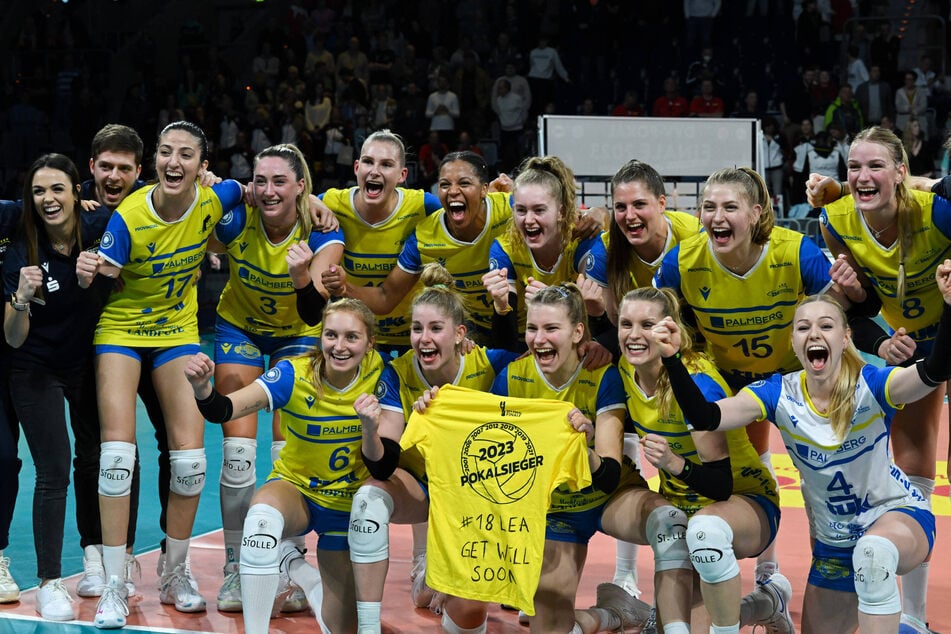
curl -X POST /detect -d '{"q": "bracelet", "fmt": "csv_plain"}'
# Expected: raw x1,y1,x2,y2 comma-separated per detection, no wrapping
10,293,28,312
495,304,513,315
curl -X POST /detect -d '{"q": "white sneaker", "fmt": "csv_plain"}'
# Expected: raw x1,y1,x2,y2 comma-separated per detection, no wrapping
124,553,140,597
410,552,435,608
94,575,129,629
753,572,795,634
595,582,653,630
159,562,206,613
77,545,106,597
36,578,76,621
755,560,779,584
611,570,641,598
155,551,166,589
281,586,309,614
0,554,20,603
217,563,242,612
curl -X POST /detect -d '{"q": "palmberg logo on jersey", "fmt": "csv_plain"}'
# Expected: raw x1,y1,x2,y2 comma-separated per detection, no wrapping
233,342,260,359
459,421,541,504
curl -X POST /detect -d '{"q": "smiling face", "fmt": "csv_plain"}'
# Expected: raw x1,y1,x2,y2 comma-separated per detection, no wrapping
253,155,304,225
617,298,666,368
846,139,904,216
320,309,373,383
90,150,141,210
411,303,465,374
354,140,407,206
438,159,488,237
525,303,583,376
612,180,667,249
32,167,79,231
513,182,563,252
792,300,850,377
700,183,761,256
155,129,206,197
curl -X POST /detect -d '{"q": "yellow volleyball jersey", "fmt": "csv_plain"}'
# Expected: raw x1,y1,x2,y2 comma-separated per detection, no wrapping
617,355,778,516
258,351,385,510
589,210,701,289
377,346,519,480
96,181,242,345
215,204,343,337
398,191,512,336
821,190,951,347
656,226,833,383
489,233,599,335
400,384,590,615
492,356,635,513
323,187,429,347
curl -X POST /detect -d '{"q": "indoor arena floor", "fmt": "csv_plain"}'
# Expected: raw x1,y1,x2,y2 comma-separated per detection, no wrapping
2,392,949,633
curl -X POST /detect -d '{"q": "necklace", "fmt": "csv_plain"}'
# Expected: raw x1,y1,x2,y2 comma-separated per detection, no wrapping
52,241,70,254
863,213,895,240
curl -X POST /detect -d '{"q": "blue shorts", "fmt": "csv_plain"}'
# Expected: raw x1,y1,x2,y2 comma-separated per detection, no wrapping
95,343,200,369
809,506,935,592
545,506,605,545
214,318,317,368
747,493,782,556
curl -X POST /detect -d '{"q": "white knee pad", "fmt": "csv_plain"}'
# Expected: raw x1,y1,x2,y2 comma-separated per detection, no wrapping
853,534,901,615
349,485,394,564
98,441,137,497
221,437,257,488
686,514,740,584
441,610,487,634
646,505,691,572
271,440,286,465
240,503,284,575
170,448,207,496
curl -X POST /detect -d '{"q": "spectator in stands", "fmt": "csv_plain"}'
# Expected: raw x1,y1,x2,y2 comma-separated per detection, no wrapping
652,76,689,117
336,36,369,86
304,35,334,87
252,42,280,88
689,79,725,118
418,130,449,191
760,116,789,208
845,45,869,92
810,69,838,125
486,32,523,79
904,117,936,177
492,63,532,120
855,64,894,126
493,78,527,173
781,67,818,138
824,84,864,138
870,21,901,85
452,51,492,138
683,1,720,56
732,89,766,121
527,36,570,119
611,90,644,117
425,74,460,141
685,46,724,97
896,70,929,137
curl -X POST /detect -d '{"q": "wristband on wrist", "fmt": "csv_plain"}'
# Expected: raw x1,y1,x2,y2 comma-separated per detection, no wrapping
10,293,28,312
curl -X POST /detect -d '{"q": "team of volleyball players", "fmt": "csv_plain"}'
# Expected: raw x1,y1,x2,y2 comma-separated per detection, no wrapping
5,120,951,634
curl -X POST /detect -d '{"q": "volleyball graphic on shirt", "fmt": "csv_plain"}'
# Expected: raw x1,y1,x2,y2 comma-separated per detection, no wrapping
459,421,540,504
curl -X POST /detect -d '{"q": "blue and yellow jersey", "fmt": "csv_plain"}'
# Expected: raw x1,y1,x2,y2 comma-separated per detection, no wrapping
398,191,512,337
257,350,385,511
322,187,440,348
489,233,600,335
617,355,778,515
376,346,519,480
655,226,833,385
215,203,343,337
491,355,633,513
587,210,701,290
821,190,951,350
95,181,243,346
